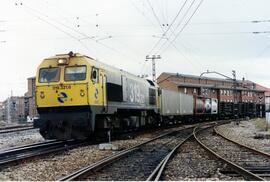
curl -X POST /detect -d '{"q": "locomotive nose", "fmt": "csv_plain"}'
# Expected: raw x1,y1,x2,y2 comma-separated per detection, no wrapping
36,83,89,107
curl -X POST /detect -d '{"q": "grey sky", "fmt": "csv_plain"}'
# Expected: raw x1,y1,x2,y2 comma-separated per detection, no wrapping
1,0,270,101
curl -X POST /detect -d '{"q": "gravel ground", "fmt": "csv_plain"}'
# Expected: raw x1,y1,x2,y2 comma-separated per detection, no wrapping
217,119,270,153
197,127,270,180
0,125,188,181
85,128,194,181
0,129,44,150
162,137,238,181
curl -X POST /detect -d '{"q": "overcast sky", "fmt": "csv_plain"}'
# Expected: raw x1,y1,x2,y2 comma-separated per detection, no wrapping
1,0,270,101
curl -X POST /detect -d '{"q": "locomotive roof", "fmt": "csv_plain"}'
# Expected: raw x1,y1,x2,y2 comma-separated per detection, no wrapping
44,52,158,87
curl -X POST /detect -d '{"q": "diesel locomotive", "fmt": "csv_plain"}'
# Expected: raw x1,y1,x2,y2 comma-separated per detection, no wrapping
34,52,262,140
35,52,160,139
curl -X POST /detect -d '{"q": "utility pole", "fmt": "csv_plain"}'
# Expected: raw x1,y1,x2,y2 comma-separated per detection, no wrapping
232,70,237,104
232,70,239,121
146,55,161,82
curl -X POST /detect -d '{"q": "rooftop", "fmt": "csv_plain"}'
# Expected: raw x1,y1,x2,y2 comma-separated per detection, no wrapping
159,72,267,92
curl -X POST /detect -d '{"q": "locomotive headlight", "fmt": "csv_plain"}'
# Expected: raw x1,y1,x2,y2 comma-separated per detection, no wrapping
57,58,68,65
80,90,85,97
40,91,45,99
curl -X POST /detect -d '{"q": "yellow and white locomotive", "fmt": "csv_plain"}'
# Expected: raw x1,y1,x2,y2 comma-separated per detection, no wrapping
35,52,159,139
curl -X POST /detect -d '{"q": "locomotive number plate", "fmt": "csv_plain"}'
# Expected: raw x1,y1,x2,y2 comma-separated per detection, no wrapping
52,85,72,90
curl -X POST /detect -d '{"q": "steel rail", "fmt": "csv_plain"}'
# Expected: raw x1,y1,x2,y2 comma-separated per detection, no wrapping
194,125,265,181
214,127,270,158
0,124,33,131
0,140,62,155
0,125,35,134
59,125,195,181
0,140,88,166
0,126,35,134
0,140,56,152
146,133,193,181
147,122,219,181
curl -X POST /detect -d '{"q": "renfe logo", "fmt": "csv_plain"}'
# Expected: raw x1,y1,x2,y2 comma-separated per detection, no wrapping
58,92,68,103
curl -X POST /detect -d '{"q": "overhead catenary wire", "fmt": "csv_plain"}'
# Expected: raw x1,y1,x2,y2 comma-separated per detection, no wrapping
172,43,201,72
19,2,141,63
140,0,199,75
156,0,168,26
129,0,157,28
36,0,145,66
154,0,197,55
148,0,188,55
145,0,202,74
23,2,130,55
22,3,95,41
159,0,204,55
18,4,94,53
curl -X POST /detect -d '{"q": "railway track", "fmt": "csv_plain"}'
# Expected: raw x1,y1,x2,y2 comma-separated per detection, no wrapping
147,123,230,181
194,124,270,181
0,124,34,134
59,123,218,181
0,139,89,168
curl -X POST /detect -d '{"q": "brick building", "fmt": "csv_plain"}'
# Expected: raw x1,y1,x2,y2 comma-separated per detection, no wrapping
157,72,265,104
24,77,38,121
0,77,38,123
258,85,270,112
3,96,26,123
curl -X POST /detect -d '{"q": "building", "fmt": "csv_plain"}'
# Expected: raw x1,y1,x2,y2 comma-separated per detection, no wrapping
0,77,38,123
3,96,26,123
266,92,270,112
24,77,38,121
0,102,4,121
157,72,265,104
256,84,270,112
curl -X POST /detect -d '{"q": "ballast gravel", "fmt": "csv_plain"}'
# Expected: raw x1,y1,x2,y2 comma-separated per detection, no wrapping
162,138,234,181
0,127,180,181
0,129,44,150
217,119,270,153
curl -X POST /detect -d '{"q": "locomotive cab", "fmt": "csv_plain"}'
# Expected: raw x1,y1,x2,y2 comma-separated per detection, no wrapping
35,52,107,140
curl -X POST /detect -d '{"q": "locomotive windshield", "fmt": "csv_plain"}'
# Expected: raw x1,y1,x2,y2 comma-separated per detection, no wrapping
39,67,60,83
65,66,86,81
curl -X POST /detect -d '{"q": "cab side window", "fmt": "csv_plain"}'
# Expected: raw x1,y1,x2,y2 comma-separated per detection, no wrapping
91,67,99,83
